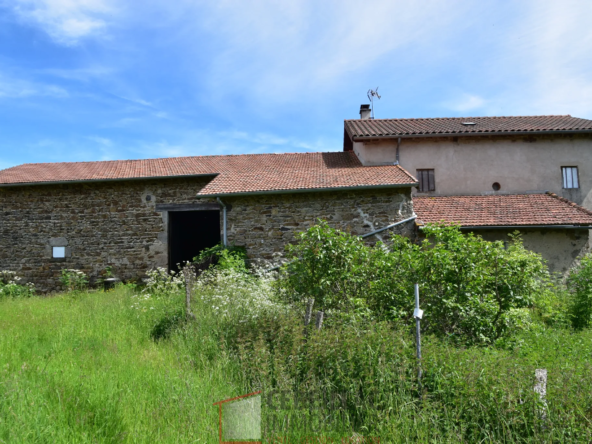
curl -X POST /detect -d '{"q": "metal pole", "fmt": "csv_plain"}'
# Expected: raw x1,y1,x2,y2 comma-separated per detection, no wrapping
414,283,422,392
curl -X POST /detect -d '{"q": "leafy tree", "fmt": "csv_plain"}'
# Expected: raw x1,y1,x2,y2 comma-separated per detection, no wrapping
280,220,370,312
568,254,592,330
281,222,552,345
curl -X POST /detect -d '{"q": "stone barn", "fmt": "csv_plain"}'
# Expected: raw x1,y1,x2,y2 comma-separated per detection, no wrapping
0,152,417,291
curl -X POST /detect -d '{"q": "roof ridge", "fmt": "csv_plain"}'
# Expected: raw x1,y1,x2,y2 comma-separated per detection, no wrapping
545,192,592,217
4,151,351,169
414,193,545,199
344,115,575,122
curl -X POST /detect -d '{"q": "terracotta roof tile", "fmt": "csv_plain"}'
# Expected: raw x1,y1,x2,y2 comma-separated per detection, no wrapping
345,115,592,138
414,193,592,227
0,152,418,196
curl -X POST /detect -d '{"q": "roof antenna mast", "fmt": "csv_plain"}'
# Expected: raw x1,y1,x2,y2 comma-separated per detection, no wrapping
367,87,381,119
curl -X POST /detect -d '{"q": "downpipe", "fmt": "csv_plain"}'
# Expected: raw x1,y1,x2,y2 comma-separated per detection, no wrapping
216,197,228,247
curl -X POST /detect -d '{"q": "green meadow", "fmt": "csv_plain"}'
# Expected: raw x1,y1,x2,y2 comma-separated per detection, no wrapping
3,224,592,443
0,287,240,443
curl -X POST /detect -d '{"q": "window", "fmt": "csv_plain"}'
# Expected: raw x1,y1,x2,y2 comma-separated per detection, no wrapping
52,246,66,258
417,169,435,192
562,166,579,189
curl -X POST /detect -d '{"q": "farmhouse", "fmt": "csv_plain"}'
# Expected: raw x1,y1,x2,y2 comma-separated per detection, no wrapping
0,152,416,291
3,112,592,291
345,111,592,273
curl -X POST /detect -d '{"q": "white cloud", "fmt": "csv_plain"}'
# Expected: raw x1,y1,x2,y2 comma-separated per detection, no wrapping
469,1,592,118
0,74,68,98
445,94,487,114
10,0,117,44
185,1,463,107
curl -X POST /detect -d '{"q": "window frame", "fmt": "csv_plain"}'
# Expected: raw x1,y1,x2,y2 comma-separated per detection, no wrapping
416,169,436,192
561,166,579,189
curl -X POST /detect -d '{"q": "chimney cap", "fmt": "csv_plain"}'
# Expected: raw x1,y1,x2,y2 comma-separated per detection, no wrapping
360,104,370,110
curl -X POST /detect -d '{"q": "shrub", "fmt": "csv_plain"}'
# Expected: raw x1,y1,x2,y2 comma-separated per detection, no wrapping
194,244,248,272
131,267,186,340
0,271,35,298
59,269,88,292
280,220,370,312
370,226,551,344
280,222,554,345
568,254,592,329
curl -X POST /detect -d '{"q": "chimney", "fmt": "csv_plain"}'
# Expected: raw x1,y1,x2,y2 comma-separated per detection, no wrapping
360,104,371,120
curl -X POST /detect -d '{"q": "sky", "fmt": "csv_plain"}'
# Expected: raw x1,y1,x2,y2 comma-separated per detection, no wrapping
0,0,591,170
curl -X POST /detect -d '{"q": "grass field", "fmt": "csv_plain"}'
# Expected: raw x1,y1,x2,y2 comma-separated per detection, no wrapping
0,287,243,443
2,280,592,443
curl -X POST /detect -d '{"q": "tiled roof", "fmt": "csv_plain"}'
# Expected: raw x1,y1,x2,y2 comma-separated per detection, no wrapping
345,115,592,139
0,152,418,196
414,193,592,227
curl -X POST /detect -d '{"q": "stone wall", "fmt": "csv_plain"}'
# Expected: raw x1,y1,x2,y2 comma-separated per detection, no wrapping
224,187,414,263
0,178,414,291
0,177,211,292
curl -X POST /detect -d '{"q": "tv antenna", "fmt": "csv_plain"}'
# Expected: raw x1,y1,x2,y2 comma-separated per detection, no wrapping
367,87,381,119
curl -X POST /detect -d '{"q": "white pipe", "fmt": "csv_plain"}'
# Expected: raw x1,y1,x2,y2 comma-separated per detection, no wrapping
361,215,417,238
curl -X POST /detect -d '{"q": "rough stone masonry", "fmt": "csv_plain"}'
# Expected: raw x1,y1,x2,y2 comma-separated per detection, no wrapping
0,177,414,292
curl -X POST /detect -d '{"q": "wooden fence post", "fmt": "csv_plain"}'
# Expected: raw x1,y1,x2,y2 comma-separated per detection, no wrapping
534,368,548,429
315,311,324,330
183,266,196,320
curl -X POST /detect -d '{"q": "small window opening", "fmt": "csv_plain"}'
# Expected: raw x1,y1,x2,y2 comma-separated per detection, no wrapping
52,246,66,258
417,169,435,192
492,182,501,191
562,166,579,189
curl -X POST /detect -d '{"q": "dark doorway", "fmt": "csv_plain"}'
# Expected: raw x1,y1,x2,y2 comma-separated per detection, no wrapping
168,210,220,273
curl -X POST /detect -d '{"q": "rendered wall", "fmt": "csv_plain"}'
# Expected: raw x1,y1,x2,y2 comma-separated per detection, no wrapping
352,134,592,208
471,228,589,274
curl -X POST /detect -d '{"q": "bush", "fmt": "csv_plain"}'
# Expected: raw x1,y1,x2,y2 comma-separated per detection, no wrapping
194,244,248,272
280,222,554,345
0,271,35,298
371,226,551,344
131,267,186,340
568,254,592,329
280,220,370,312
59,269,88,292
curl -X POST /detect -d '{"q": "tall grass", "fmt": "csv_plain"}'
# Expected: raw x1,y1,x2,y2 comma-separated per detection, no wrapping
2,272,592,443
0,286,243,443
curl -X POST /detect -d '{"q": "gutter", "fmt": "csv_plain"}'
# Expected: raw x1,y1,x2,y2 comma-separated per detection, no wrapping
351,129,592,141
418,224,592,230
0,173,218,188
196,182,418,199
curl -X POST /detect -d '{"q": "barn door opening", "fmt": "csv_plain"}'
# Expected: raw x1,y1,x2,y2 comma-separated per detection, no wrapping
168,210,220,273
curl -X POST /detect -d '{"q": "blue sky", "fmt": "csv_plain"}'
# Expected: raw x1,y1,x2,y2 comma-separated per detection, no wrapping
0,0,591,170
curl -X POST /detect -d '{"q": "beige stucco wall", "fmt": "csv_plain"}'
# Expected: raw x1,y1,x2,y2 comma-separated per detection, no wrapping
353,134,592,209
470,228,589,275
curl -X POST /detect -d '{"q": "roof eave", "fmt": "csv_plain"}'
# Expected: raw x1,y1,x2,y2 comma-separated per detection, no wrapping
351,129,592,141
0,173,219,188
196,182,418,198
417,223,592,230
